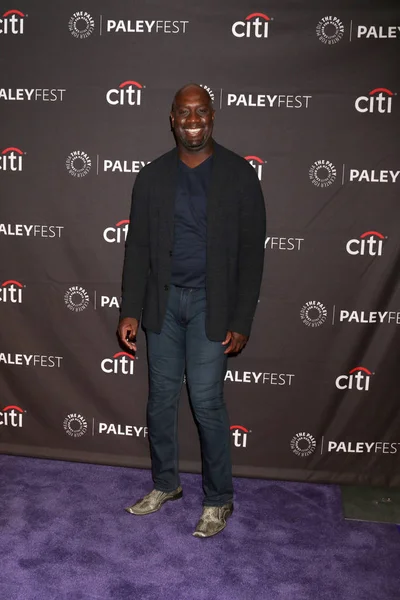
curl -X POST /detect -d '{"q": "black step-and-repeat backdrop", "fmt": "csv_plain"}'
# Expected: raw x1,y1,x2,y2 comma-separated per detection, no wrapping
1,1,399,487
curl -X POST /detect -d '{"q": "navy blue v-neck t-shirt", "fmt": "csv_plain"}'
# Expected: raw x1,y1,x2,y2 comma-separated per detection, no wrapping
170,156,213,288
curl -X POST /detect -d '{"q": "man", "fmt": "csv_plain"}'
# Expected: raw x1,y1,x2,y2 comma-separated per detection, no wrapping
117,83,266,538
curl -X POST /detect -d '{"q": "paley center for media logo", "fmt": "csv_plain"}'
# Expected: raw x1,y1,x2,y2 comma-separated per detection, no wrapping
300,301,400,326
1,147,25,171
309,160,399,187
69,12,95,39
316,16,344,45
64,286,90,312
106,80,144,106
232,12,272,38
290,432,317,457
0,404,25,427
0,279,24,303
346,231,386,257
63,413,148,438
309,160,337,188
300,301,328,328
231,425,251,448
0,9,26,34
63,413,88,437
290,432,400,456
335,366,373,391
355,88,395,114
316,16,400,43
66,150,91,177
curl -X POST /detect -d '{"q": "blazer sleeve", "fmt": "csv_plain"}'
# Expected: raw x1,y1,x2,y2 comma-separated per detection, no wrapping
228,165,266,337
119,169,149,321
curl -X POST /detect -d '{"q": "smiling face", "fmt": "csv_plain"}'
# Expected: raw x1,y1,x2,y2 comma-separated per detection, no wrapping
170,85,215,152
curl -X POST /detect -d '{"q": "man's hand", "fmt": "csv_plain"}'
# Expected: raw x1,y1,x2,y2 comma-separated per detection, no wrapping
117,317,139,352
222,331,248,355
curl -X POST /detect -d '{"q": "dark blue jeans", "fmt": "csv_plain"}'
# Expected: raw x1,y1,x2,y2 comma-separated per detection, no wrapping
146,284,233,506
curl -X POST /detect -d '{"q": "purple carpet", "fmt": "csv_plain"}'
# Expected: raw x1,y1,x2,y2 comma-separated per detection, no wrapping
0,455,398,600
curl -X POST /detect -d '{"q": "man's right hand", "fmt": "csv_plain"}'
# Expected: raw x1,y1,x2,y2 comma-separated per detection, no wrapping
117,317,139,352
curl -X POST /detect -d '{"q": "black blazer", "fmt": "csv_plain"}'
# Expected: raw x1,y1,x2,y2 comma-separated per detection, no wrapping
120,141,266,341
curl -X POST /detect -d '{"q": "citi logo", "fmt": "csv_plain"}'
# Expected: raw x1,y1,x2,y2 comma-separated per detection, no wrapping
0,405,24,427
346,231,385,256
101,351,135,375
106,81,143,106
0,279,24,303
230,425,250,448
245,155,265,181
355,88,394,113
0,147,24,171
232,13,271,38
335,366,372,391
103,219,129,243
0,9,25,34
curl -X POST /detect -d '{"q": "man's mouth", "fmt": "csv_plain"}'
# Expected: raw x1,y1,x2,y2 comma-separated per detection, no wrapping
184,128,203,136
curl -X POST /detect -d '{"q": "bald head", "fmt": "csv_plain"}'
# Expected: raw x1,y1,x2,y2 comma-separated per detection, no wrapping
170,83,215,154
172,83,212,111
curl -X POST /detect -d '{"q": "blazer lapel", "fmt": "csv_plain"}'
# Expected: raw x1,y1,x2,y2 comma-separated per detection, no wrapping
157,147,179,250
207,142,227,243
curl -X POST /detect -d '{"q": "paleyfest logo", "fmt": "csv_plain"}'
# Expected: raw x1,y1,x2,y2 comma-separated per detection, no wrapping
106,80,144,106
232,13,271,38
68,12,95,39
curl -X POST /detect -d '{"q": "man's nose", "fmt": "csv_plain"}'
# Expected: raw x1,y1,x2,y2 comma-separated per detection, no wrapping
186,110,202,124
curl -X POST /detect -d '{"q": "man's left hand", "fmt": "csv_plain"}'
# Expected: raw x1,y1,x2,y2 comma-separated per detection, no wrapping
222,331,248,354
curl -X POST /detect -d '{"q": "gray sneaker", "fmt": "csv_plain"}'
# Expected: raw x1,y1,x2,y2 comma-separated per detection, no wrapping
193,502,234,538
125,486,183,515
